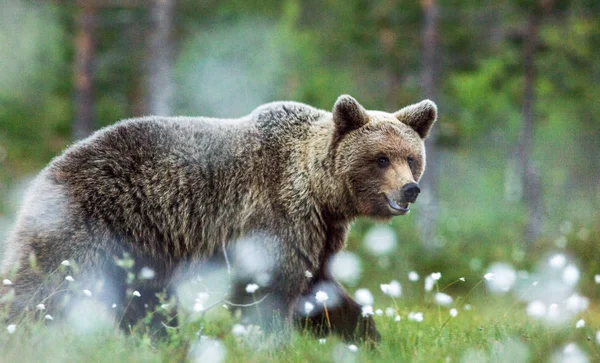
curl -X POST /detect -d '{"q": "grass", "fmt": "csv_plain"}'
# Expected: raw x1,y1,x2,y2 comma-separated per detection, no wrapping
1,222,598,362
1,296,600,363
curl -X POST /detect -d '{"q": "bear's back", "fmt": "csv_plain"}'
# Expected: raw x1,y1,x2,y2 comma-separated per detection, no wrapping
28,102,325,260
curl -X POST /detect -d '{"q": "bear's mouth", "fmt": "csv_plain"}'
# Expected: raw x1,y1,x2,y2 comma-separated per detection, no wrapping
384,194,410,215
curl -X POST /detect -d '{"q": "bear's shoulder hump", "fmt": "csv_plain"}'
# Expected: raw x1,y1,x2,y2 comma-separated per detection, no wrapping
250,101,325,130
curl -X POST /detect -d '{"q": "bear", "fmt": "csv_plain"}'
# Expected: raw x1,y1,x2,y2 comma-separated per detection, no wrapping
1,95,437,343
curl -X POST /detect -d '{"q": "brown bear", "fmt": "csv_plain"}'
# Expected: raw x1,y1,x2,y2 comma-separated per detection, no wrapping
1,95,436,342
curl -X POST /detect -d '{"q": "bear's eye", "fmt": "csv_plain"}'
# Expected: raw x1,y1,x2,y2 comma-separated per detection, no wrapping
377,156,390,168
407,157,414,167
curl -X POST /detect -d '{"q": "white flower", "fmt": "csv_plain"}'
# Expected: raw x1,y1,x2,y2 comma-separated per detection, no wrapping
596,331,600,345
231,324,247,336
424,273,441,292
363,225,397,256
161,304,169,310
354,288,374,306
245,283,259,294
408,312,424,322
554,343,588,363
576,319,585,329
380,280,401,297
408,271,420,282
315,290,329,303
61,260,70,267
139,267,155,280
305,270,313,279
65,276,75,282
193,293,209,312
348,344,358,352
549,254,566,269
304,301,314,315
132,290,141,297
375,309,383,316
44,315,53,321
36,304,45,311
450,308,458,317
424,275,435,292
485,263,517,294
464,304,472,311
2,279,12,286
329,251,362,286
565,294,589,314
434,292,453,306
483,273,494,281
319,338,326,344
526,300,546,318
595,275,600,284
112,303,117,308
562,264,580,286
6,324,16,334
394,315,401,322
385,307,395,317
361,305,374,317
459,277,466,282
547,304,561,321
83,289,92,297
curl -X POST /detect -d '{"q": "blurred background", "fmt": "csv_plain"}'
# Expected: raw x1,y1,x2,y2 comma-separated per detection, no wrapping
0,0,598,300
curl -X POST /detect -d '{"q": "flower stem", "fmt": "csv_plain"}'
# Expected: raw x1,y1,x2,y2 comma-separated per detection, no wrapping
323,303,331,334
436,278,485,337
118,295,135,329
253,293,263,325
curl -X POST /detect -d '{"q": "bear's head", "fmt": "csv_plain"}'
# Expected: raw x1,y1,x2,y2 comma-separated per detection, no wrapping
331,95,437,219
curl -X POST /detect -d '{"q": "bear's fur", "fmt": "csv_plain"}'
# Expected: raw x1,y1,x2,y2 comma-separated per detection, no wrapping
1,95,436,342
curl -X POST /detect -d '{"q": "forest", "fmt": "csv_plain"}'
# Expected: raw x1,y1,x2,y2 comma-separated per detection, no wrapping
0,0,599,362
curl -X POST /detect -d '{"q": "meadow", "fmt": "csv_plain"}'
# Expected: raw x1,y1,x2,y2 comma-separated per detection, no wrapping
2,249,599,363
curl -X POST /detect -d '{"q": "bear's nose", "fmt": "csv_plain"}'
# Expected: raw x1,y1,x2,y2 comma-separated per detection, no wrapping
401,183,420,203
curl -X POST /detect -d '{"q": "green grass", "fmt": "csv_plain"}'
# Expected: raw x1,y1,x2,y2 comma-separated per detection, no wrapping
1,297,599,363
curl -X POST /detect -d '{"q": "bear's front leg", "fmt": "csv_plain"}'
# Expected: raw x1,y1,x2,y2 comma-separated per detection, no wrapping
230,269,305,343
296,279,381,344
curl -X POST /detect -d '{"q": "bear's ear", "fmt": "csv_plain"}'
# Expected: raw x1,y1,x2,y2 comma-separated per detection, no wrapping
332,95,369,141
394,99,438,139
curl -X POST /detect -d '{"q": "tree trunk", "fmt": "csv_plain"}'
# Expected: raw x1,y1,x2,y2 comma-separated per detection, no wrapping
73,4,98,140
127,19,146,117
519,11,543,248
419,0,440,247
147,0,174,116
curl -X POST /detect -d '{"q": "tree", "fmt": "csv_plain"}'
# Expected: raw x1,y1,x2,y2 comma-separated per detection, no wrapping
73,3,98,140
147,0,175,116
519,0,555,247
519,8,542,246
418,0,440,247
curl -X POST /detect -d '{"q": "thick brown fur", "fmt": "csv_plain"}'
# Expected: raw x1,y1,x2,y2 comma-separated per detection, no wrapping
1,95,437,342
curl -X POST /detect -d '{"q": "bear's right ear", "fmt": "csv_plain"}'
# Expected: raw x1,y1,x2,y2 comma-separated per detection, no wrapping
332,95,369,143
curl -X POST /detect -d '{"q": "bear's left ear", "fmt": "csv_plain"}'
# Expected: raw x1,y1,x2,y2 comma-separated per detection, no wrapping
332,95,369,143
395,100,438,139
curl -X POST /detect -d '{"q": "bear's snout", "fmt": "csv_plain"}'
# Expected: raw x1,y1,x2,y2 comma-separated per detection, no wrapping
401,183,420,203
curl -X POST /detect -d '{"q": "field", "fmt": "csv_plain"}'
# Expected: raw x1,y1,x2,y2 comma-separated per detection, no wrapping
2,270,599,363
1,206,598,363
